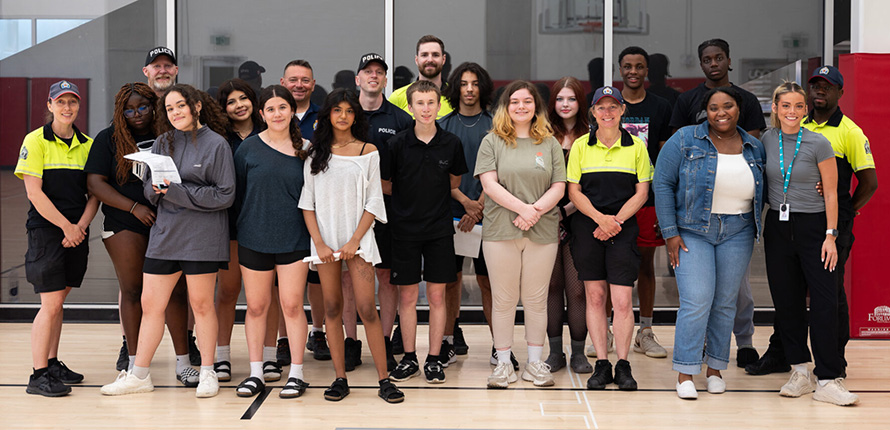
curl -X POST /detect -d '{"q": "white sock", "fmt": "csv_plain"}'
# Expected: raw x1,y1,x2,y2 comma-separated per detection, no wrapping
497,349,512,365
216,345,230,363
249,361,263,379
200,365,213,373
263,346,276,363
310,326,322,334
288,364,304,380
128,355,136,372
817,379,830,387
527,345,543,363
792,363,808,374
132,365,150,379
175,354,190,375
639,316,653,328
444,335,454,345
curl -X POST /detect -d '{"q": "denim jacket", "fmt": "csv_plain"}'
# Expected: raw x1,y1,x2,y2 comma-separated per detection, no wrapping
653,122,765,239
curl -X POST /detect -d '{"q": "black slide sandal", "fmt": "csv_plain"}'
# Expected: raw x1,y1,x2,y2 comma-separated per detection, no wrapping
323,377,350,401
235,376,265,398
378,379,404,404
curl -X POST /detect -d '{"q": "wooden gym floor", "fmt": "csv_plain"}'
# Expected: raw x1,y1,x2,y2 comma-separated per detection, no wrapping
0,323,887,429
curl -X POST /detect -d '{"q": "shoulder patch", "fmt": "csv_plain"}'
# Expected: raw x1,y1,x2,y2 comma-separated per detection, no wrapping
864,140,871,155
19,146,28,160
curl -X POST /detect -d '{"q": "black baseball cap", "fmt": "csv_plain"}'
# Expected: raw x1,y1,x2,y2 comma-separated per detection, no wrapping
357,53,388,74
48,80,80,100
239,61,266,80
145,46,177,66
808,65,844,88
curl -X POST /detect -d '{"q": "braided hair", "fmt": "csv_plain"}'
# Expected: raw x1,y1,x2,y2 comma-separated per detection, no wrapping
111,82,157,185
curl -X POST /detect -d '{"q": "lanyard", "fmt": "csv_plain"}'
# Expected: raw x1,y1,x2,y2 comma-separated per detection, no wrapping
778,128,803,201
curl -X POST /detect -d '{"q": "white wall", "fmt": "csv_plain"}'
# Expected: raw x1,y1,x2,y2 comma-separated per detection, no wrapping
0,0,135,18
852,0,890,53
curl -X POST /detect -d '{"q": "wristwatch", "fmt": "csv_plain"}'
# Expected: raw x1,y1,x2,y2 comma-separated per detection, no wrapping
826,229,839,237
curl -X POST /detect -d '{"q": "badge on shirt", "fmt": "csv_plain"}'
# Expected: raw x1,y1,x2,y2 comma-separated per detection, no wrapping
864,140,871,155
535,152,545,170
19,147,28,160
779,204,790,221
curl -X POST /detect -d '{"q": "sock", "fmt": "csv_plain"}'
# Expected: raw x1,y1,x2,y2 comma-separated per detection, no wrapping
122,335,127,341
288,364,304,380
817,379,830,387
48,357,59,366
263,346,276,363
404,351,418,362
792,363,808,374
249,361,263,379
216,345,231,363
33,367,48,377
639,316,653,329
528,345,543,363
175,354,190,375
497,349,512,365
278,336,288,342
310,326,322,334
132,365,150,379
426,354,439,364
128,355,136,372
444,335,454,345
200,365,213,373
548,336,563,356
571,340,585,356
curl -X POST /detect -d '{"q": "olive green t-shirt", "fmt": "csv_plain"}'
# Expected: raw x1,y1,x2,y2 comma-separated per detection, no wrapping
474,134,566,244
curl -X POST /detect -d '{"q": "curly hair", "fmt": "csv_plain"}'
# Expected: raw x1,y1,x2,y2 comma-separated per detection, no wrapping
491,80,553,146
308,88,369,175
547,76,589,144
217,78,262,134
258,85,307,160
155,84,230,155
444,62,493,112
112,82,157,185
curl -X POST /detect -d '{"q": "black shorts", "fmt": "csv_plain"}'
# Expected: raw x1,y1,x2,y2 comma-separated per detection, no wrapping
373,222,392,269
454,246,488,277
391,235,457,285
238,245,309,271
25,227,89,293
307,269,320,284
570,215,640,286
143,257,228,275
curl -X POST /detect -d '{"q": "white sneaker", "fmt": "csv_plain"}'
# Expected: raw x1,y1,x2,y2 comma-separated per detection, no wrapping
585,330,615,357
633,327,667,358
676,380,697,399
706,375,726,394
100,370,153,395
814,378,859,406
487,362,518,389
521,361,555,387
780,371,814,398
196,369,219,398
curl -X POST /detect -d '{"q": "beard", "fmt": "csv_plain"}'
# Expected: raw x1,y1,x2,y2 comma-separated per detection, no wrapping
419,62,442,80
150,75,174,92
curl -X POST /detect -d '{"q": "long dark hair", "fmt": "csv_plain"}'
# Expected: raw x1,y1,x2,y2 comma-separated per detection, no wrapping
155,84,229,155
548,76,589,144
112,82,157,184
308,88,369,174
258,85,307,160
217,78,262,132
444,62,494,112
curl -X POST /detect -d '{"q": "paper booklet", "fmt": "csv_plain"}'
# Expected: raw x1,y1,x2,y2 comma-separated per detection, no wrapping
124,151,182,187
453,218,482,258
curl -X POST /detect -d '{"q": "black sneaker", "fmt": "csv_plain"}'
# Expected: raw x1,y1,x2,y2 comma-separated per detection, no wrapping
736,346,760,368
48,359,83,384
489,346,520,371
388,356,420,382
613,359,638,391
276,338,291,367
424,360,446,384
587,360,613,390
391,325,404,355
453,325,469,355
308,331,332,361
440,341,457,368
188,331,201,366
745,353,791,375
26,371,70,397
384,337,398,372
345,338,362,372
116,339,129,371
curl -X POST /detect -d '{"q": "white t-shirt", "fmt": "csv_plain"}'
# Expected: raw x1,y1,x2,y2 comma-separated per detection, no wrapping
712,153,755,214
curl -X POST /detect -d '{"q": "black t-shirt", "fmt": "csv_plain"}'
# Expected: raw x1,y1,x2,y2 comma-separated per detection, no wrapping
84,124,157,235
623,92,672,206
647,84,681,110
380,124,468,240
669,82,766,133
365,99,414,229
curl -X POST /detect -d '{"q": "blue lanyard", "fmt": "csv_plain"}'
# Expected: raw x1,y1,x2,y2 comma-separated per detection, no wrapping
778,129,803,197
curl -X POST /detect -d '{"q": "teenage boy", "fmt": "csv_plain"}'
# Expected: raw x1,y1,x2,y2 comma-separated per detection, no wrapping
389,35,453,119
439,62,495,365
669,38,766,367
381,80,468,384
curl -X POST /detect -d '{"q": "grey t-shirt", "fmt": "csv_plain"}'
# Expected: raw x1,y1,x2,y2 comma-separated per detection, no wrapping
762,127,834,213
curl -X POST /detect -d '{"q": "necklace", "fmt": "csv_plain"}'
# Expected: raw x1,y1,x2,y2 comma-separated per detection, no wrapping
711,130,739,140
331,138,357,149
457,112,482,128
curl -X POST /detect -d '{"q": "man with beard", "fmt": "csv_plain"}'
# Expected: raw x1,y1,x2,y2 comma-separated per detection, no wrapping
389,35,453,119
143,47,179,97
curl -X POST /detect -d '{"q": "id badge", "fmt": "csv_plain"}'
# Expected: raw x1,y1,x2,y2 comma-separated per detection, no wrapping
779,204,790,221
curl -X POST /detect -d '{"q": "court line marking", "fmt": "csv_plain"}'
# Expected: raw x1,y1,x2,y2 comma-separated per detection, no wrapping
241,386,272,420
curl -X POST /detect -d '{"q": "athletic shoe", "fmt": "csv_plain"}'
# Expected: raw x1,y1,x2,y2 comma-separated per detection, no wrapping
196,369,219,398
176,366,199,387
391,325,404,355
736,346,760,368
633,327,668,358
522,361,555,387
676,380,698,399
586,360,613,390
453,325,469,355
544,352,566,372
585,330,614,357
487,362,518,389
384,337,398,372
570,353,593,373
345,338,363,372
308,331,332,361
276,338,291,367
745,353,791,375
214,361,231,382
613,359,638,391
388,357,420,382
26,371,70,397
100,370,153,395
188,332,201,366
263,361,282,382
489,346,520,371
707,375,726,394
48,359,83,384
116,339,129,371
780,371,815,397
424,361,446,384
440,341,457,368
814,378,859,406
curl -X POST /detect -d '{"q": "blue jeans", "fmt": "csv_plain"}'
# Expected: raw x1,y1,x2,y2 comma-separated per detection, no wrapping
672,213,755,374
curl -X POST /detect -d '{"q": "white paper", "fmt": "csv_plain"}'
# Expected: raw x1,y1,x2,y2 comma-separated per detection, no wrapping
124,151,181,187
453,218,482,258
302,249,365,265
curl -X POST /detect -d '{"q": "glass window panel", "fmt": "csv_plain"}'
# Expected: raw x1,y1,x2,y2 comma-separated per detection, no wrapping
36,19,90,44
0,19,32,61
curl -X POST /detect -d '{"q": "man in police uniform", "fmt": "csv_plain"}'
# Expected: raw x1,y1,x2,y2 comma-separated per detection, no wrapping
388,35,453,119
143,46,178,97
280,59,320,141
746,65,878,377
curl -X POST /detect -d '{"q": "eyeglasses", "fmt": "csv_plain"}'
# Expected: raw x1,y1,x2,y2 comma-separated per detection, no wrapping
124,105,152,118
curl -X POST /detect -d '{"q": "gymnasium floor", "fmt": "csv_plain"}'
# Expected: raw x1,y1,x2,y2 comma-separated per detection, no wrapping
0,323,887,429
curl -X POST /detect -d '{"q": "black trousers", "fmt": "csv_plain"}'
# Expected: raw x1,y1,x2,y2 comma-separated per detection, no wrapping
763,217,853,369
763,210,843,380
